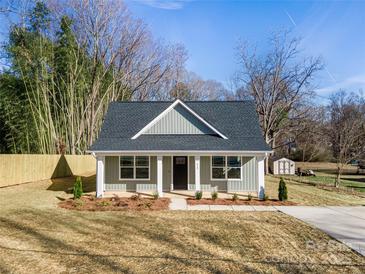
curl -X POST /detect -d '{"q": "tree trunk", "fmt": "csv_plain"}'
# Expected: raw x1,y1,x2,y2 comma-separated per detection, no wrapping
264,132,271,174
265,157,269,174
335,166,341,188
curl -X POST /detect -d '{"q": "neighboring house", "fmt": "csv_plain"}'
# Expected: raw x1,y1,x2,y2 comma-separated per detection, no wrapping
271,157,295,175
89,99,272,198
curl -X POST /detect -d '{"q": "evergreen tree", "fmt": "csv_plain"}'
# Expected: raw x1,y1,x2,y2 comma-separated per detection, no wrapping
73,177,83,199
278,178,288,201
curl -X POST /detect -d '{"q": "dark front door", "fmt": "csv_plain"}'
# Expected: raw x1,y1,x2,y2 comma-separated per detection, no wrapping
173,156,188,190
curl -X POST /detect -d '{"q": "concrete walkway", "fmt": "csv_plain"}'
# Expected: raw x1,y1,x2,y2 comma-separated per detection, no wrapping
278,206,365,256
169,198,278,211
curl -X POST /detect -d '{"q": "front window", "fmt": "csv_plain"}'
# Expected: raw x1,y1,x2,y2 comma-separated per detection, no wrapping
120,156,150,180
211,156,241,179
227,156,241,179
212,156,225,179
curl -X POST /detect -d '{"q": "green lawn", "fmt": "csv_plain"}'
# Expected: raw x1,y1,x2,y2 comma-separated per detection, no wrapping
0,178,364,273
294,162,365,192
294,172,365,193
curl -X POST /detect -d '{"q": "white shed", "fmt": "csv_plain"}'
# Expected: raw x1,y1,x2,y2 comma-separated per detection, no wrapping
272,157,295,175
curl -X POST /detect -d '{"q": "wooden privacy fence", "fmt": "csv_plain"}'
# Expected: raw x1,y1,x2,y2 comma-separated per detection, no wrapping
0,154,96,187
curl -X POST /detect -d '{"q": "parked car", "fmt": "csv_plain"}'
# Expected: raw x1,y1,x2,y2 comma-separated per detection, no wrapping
357,160,365,174
297,168,316,176
349,159,360,166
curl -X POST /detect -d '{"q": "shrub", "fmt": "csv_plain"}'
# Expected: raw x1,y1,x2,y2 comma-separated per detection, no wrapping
278,177,288,201
73,176,83,199
73,199,84,208
111,194,120,202
144,202,152,209
232,193,239,201
211,191,218,200
264,194,269,201
247,193,252,201
195,191,203,200
130,194,141,201
97,200,111,207
152,191,159,200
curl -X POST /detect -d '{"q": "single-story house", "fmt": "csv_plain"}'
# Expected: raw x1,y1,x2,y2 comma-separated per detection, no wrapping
270,157,295,175
89,99,272,198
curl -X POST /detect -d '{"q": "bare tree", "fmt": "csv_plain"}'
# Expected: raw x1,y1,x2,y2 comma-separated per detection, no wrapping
48,0,188,147
158,69,228,101
234,32,323,172
288,106,330,162
327,91,365,187
1,0,192,154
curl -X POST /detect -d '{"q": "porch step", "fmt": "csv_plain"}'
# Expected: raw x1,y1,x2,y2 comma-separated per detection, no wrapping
169,198,187,210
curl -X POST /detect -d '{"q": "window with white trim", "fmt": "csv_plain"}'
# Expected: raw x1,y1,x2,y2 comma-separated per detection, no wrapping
120,156,150,180
211,156,241,179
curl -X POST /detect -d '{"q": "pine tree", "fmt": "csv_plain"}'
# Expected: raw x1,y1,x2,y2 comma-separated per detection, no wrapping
73,177,83,199
278,177,288,201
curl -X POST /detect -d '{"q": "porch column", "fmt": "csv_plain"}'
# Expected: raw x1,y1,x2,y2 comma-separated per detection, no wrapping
157,156,163,197
195,156,201,191
257,156,265,199
96,156,105,198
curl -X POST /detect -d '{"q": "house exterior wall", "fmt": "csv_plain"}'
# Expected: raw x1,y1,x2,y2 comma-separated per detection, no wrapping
195,156,257,191
144,104,214,135
104,156,156,192
104,155,257,192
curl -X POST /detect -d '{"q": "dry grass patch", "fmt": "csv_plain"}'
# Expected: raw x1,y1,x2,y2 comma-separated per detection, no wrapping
266,176,365,206
0,178,364,273
0,209,364,273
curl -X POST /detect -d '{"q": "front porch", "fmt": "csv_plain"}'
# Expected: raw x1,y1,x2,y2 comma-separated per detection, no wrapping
95,154,266,199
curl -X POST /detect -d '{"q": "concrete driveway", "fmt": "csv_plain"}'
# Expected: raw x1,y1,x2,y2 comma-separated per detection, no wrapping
278,206,365,256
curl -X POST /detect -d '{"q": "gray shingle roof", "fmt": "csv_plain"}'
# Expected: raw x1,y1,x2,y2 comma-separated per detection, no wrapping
89,101,271,152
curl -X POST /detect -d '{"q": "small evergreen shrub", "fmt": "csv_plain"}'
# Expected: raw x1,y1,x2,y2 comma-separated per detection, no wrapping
195,191,203,200
263,194,269,201
278,177,288,201
97,200,111,207
73,176,83,199
211,191,218,200
152,191,159,200
232,193,239,201
247,193,252,201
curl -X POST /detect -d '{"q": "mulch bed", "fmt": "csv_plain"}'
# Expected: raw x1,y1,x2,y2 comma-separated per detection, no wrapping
59,195,170,211
187,198,297,206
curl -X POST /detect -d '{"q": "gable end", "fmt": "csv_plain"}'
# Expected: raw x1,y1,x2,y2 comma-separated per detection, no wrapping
131,99,228,139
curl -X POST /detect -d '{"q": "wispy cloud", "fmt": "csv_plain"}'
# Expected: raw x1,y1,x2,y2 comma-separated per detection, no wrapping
133,0,190,10
316,73,365,94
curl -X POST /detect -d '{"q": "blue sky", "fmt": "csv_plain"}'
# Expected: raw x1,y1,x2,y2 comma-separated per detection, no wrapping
127,0,365,99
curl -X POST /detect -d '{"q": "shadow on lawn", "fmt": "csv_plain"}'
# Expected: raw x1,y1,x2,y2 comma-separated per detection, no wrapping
1,209,362,273
342,177,365,184
47,175,96,194
0,210,256,273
